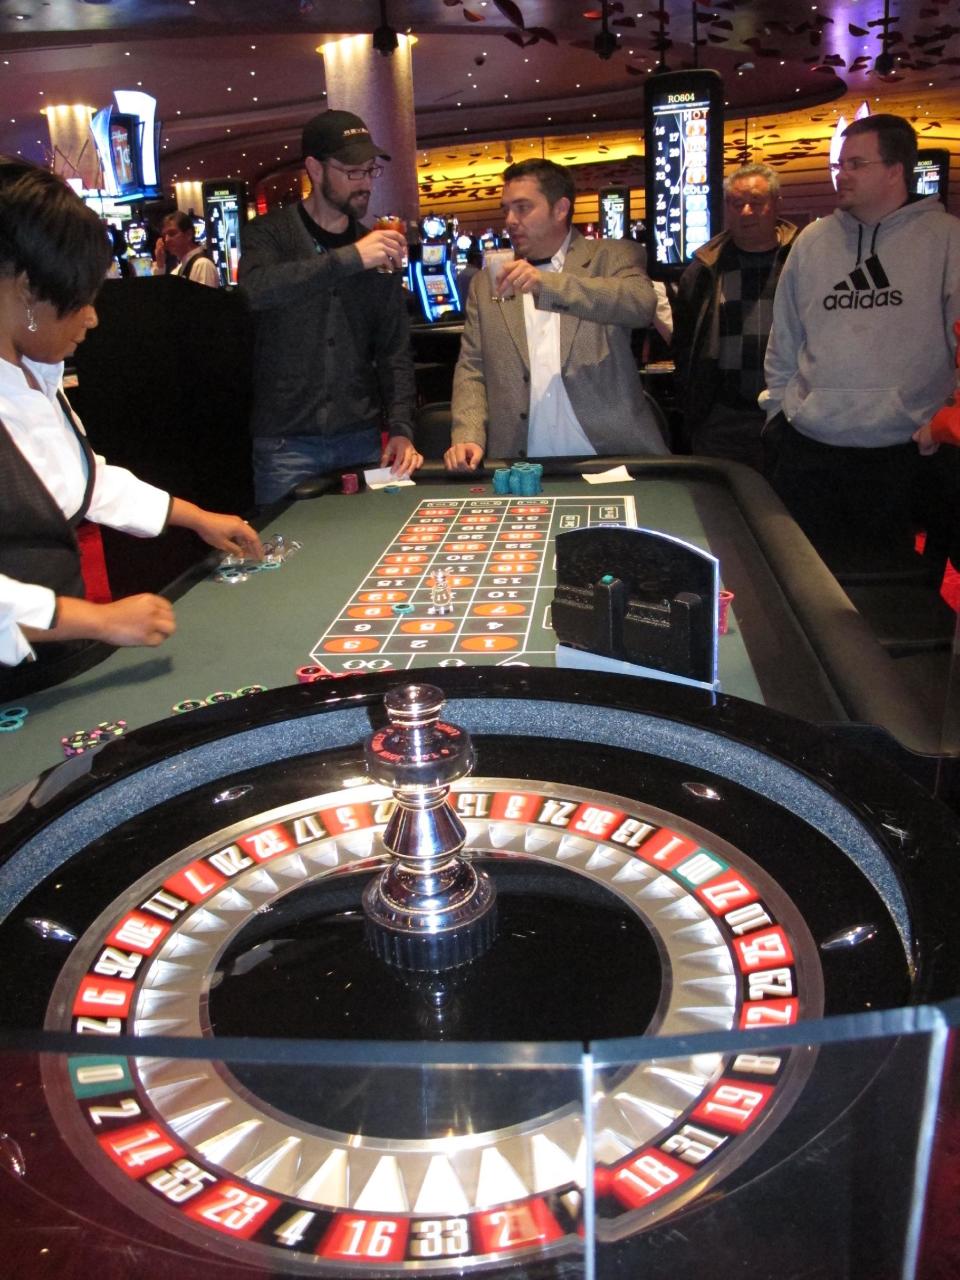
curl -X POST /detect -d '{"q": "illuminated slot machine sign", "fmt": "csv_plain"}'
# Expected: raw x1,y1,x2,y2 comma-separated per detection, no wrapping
455,233,474,267
643,69,724,279
914,148,950,209
600,188,630,239
203,180,247,286
410,241,462,324
123,220,156,277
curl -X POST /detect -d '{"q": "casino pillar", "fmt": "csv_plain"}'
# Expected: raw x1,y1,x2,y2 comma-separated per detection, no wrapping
45,104,100,190
321,34,420,226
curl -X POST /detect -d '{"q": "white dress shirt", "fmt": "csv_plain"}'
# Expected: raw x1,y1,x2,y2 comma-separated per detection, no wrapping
523,232,597,458
171,248,221,288
0,356,170,666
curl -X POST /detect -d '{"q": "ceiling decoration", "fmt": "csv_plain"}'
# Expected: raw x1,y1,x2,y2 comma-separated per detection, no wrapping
0,1,956,202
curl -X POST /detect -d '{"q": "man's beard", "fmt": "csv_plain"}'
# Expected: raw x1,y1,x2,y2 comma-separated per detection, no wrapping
322,173,370,219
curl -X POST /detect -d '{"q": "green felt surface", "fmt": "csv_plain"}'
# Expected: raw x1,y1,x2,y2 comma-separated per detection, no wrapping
0,476,807,786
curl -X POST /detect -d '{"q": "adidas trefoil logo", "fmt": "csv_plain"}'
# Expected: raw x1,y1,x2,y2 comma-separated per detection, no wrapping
823,253,902,310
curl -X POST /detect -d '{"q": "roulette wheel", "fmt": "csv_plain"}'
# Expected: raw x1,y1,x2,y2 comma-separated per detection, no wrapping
0,667,957,1277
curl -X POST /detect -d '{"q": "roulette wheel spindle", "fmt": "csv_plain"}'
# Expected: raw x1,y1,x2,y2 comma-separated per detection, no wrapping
362,682,497,971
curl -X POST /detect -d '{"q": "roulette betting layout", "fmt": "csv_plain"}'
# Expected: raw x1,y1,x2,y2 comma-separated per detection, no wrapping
310,495,635,673
0,667,958,1277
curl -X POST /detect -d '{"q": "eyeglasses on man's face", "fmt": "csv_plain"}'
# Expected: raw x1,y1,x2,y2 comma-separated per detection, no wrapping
325,161,384,181
829,158,887,175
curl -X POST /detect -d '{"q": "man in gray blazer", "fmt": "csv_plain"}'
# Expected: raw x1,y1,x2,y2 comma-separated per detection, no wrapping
445,159,669,469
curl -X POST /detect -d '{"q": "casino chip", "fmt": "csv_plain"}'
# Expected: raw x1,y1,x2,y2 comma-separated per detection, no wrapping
0,706,28,732
171,699,205,715
297,665,327,684
60,719,127,758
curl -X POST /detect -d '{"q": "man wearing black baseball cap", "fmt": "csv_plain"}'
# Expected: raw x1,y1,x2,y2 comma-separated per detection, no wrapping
239,109,420,505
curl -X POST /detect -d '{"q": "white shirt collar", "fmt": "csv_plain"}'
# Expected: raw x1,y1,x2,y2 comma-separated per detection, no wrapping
0,354,62,400
545,229,573,272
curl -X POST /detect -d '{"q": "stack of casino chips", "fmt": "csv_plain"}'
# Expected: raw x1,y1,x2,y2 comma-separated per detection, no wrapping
493,462,544,496
171,686,267,714
61,720,127,758
296,666,364,684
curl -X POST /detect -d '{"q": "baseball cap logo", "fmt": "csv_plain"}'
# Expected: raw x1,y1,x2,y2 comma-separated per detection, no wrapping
301,110,391,164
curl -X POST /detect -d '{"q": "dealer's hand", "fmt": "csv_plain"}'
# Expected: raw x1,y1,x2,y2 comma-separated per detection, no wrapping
444,442,484,472
169,499,264,559
382,435,423,478
23,593,177,650
356,228,407,273
92,594,178,647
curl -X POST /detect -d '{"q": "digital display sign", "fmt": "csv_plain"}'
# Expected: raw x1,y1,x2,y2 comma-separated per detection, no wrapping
644,69,724,279
915,149,950,208
203,180,246,287
90,93,160,202
600,188,629,239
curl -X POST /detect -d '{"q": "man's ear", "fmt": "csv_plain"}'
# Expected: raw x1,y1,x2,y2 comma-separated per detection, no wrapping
553,196,571,227
304,155,323,187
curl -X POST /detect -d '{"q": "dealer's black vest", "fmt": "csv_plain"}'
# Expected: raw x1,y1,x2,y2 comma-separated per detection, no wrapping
0,390,99,696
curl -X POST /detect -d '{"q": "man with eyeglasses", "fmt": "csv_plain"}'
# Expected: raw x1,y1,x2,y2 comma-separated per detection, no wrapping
673,162,797,471
762,113,960,575
239,110,421,505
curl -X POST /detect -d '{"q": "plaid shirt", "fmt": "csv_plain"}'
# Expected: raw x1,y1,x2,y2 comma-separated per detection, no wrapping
716,248,780,410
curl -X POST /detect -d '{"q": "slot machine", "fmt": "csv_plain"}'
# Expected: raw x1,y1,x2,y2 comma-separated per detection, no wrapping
408,215,462,324
123,220,156,277
454,232,474,268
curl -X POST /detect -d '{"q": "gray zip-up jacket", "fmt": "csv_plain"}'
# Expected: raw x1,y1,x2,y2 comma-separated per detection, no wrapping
239,203,415,442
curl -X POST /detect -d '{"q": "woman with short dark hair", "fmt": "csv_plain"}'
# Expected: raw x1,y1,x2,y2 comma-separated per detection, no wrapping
0,161,260,688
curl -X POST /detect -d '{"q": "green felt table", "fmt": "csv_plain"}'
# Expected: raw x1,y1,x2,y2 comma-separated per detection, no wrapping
0,458,939,787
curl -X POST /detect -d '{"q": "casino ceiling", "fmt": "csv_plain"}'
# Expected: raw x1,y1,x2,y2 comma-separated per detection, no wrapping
1,0,958,203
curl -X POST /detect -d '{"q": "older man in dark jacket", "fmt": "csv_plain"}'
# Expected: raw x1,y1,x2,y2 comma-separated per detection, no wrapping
672,162,797,470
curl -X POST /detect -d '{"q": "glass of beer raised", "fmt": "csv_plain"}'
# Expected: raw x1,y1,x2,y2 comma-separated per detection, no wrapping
375,215,407,274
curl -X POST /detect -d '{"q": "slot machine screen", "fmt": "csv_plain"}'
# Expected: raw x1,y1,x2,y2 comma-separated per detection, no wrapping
644,69,724,280
425,276,449,296
421,243,445,267
125,222,148,255
600,188,629,239
914,149,950,208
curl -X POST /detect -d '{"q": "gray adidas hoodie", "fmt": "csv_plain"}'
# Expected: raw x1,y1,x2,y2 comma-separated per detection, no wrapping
762,195,960,446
